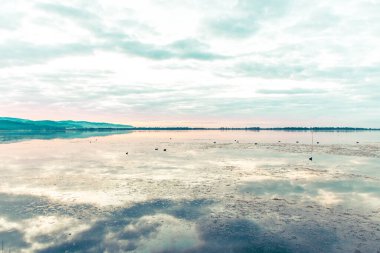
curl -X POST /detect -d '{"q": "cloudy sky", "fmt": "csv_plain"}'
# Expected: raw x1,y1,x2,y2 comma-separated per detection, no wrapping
0,0,379,127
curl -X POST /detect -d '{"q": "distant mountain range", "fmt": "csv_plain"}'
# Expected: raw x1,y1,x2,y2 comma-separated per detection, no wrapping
0,117,133,130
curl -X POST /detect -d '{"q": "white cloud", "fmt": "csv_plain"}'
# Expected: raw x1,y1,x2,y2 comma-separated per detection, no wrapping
0,0,379,127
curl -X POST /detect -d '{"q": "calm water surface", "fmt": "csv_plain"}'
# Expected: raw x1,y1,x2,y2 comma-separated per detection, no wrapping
0,131,379,252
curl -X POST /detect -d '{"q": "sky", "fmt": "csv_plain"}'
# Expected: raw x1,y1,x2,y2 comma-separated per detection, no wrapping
0,0,379,127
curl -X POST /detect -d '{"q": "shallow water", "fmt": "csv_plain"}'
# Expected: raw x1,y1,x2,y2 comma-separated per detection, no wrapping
0,131,379,252
2,129,380,144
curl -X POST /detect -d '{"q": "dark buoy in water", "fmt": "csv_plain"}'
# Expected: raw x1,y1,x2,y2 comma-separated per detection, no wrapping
296,141,299,143
254,143,258,145
213,141,216,144
356,141,359,144
309,128,314,161
163,149,167,151
126,152,128,155
155,148,158,151
278,141,281,143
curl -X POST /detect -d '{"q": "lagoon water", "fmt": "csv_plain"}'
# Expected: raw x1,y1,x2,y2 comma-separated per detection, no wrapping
0,130,379,252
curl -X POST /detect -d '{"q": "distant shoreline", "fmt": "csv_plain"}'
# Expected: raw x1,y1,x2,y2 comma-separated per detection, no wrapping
1,118,379,131
1,127,380,132
131,127,380,131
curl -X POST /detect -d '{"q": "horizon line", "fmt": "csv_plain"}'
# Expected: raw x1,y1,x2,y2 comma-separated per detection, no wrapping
1,117,379,130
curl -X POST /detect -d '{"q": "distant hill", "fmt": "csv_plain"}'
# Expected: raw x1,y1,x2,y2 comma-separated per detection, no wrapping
0,117,133,130
1,117,378,131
